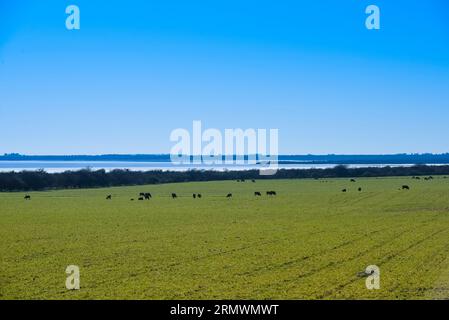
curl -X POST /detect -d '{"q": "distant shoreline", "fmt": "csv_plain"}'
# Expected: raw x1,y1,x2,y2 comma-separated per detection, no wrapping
2,153,449,165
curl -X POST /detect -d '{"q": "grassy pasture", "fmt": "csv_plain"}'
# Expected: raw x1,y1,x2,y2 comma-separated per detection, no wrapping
1,177,449,299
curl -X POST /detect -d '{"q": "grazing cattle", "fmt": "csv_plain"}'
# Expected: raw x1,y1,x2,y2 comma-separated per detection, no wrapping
358,187,362,192
193,194,196,199
236,180,240,182
252,179,256,183
226,193,233,198
139,192,145,197
24,195,31,200
138,197,144,201
342,189,347,193
350,179,356,182
254,192,262,196
106,195,112,200
266,191,277,196
357,269,374,278
402,185,410,190
144,193,152,200
171,193,177,199
197,194,202,198
130,198,134,201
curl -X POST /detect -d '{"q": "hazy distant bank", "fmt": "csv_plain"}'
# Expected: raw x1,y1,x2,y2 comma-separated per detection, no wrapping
1,153,449,173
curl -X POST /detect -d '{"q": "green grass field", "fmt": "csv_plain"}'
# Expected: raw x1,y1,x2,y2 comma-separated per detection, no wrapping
1,177,449,300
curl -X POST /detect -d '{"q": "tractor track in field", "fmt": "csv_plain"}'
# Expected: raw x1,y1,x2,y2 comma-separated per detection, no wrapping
236,212,444,279
427,252,449,300
389,237,449,299
235,226,391,277
163,238,282,269
317,226,449,299
250,214,445,296
140,213,397,273
173,212,445,281
260,227,412,296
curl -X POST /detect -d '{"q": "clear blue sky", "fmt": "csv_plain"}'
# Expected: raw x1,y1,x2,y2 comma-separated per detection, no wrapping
1,0,448,155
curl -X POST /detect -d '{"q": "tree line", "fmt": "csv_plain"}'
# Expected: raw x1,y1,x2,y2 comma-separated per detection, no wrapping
1,165,449,191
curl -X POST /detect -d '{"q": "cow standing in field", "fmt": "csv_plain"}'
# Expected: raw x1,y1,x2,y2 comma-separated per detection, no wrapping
266,191,277,196
144,193,152,200
197,194,202,198
226,193,233,198
106,195,112,200
342,189,347,193
254,192,261,196
171,193,177,199
358,187,362,192
24,195,31,200
402,185,410,190
193,194,196,199
138,197,144,201
350,179,356,182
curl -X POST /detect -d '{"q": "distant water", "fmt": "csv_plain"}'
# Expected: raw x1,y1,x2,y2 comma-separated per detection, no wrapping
0,160,442,173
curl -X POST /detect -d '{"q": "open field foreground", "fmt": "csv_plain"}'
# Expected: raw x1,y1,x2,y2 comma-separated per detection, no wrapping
1,177,449,299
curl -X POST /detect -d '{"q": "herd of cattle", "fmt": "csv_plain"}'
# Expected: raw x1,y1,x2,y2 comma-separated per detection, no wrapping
105,190,277,201
22,176,436,201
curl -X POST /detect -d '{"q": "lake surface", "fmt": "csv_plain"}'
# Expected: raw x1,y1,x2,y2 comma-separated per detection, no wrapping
0,161,442,173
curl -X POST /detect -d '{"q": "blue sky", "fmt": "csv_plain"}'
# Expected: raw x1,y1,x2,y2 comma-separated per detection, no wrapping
1,0,448,155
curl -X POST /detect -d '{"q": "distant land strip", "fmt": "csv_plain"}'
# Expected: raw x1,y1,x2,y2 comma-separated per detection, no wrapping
2,153,449,164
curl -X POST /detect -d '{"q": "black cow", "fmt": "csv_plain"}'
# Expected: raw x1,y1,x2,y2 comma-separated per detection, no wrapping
197,194,202,198
342,189,347,193
144,193,152,200
266,191,277,196
193,194,196,199
254,192,261,196
24,195,31,200
226,193,233,198
350,179,356,182
106,195,112,200
138,197,144,201
358,187,362,192
402,185,410,190
171,193,177,199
